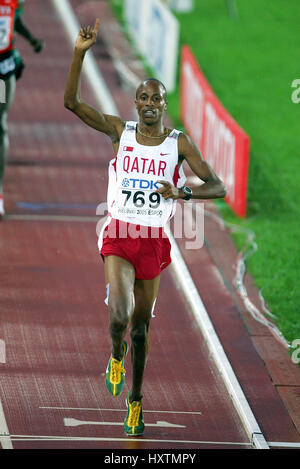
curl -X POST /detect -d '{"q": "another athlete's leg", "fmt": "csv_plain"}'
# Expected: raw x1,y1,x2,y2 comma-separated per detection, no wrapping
104,255,135,361
0,75,16,194
129,275,160,402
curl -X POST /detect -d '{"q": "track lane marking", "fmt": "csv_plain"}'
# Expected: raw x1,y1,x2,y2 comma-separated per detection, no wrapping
64,418,185,428
165,225,269,449
4,434,251,446
39,406,202,415
0,339,5,363
6,433,300,448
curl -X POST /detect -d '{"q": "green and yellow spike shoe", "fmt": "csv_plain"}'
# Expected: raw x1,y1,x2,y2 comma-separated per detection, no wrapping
105,340,128,396
124,393,144,436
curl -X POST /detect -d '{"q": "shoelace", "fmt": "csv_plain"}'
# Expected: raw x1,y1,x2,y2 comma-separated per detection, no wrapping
127,401,142,427
110,357,126,384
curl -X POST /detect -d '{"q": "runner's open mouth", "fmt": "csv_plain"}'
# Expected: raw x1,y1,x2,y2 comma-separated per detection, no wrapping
143,109,156,117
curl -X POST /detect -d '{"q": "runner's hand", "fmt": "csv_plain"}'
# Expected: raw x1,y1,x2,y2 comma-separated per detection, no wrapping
75,18,100,52
156,180,181,200
30,38,45,53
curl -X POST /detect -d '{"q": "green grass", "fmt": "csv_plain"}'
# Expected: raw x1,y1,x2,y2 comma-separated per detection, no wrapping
108,0,300,348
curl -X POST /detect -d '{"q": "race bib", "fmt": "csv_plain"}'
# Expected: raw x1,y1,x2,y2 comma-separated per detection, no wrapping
115,183,168,222
0,17,11,52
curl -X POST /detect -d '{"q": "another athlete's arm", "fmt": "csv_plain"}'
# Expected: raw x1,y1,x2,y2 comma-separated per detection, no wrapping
64,19,124,143
14,12,44,52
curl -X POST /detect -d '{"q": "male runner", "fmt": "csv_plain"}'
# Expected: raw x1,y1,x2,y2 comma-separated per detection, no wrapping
64,19,226,436
0,0,44,218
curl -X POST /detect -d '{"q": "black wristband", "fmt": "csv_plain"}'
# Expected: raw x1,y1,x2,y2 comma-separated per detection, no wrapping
181,186,192,201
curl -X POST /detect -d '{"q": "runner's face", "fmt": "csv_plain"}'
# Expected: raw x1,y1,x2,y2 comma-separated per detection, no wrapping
135,82,167,125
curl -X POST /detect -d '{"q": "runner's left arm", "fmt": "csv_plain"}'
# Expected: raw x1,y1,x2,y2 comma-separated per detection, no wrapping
157,133,226,201
178,133,226,199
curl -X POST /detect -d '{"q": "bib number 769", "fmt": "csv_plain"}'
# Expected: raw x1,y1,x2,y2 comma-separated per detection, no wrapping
122,190,160,208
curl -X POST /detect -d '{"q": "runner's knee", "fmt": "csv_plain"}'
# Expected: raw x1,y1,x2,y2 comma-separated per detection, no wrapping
109,314,128,336
108,297,132,335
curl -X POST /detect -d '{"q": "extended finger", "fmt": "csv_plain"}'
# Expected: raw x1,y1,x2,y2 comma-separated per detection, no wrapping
155,180,169,193
94,18,100,35
157,180,169,186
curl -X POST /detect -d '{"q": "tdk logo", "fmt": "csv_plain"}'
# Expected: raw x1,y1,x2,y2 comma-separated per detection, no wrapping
122,178,130,187
122,178,159,190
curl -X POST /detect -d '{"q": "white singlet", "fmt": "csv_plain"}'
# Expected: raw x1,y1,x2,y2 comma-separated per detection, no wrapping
106,121,186,228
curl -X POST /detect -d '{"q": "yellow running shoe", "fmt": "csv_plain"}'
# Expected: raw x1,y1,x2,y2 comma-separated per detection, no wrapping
124,393,144,436
105,340,128,396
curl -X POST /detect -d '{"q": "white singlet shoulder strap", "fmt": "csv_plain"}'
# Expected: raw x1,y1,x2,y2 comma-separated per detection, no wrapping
168,129,182,140
124,121,137,132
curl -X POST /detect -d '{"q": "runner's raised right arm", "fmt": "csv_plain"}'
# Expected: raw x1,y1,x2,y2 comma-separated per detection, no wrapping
64,19,124,143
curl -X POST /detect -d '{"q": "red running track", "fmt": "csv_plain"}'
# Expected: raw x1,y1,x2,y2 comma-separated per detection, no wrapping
0,0,299,451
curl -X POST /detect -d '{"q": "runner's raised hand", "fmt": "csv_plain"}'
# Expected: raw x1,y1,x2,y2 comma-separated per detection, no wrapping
75,18,100,52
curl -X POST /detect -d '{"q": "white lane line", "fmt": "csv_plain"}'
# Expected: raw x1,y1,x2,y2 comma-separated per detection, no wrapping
64,418,185,428
0,399,13,449
269,442,300,448
40,406,202,415
165,225,269,450
6,434,251,446
5,433,300,448
0,339,5,363
52,0,268,451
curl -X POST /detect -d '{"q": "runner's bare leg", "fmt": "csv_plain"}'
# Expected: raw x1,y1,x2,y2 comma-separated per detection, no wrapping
0,75,16,193
104,256,135,360
105,255,160,401
129,275,160,402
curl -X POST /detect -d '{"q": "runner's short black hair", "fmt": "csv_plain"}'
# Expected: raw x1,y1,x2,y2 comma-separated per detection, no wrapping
136,78,167,100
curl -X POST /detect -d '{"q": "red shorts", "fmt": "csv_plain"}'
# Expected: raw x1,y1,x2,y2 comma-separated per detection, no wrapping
99,218,172,280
